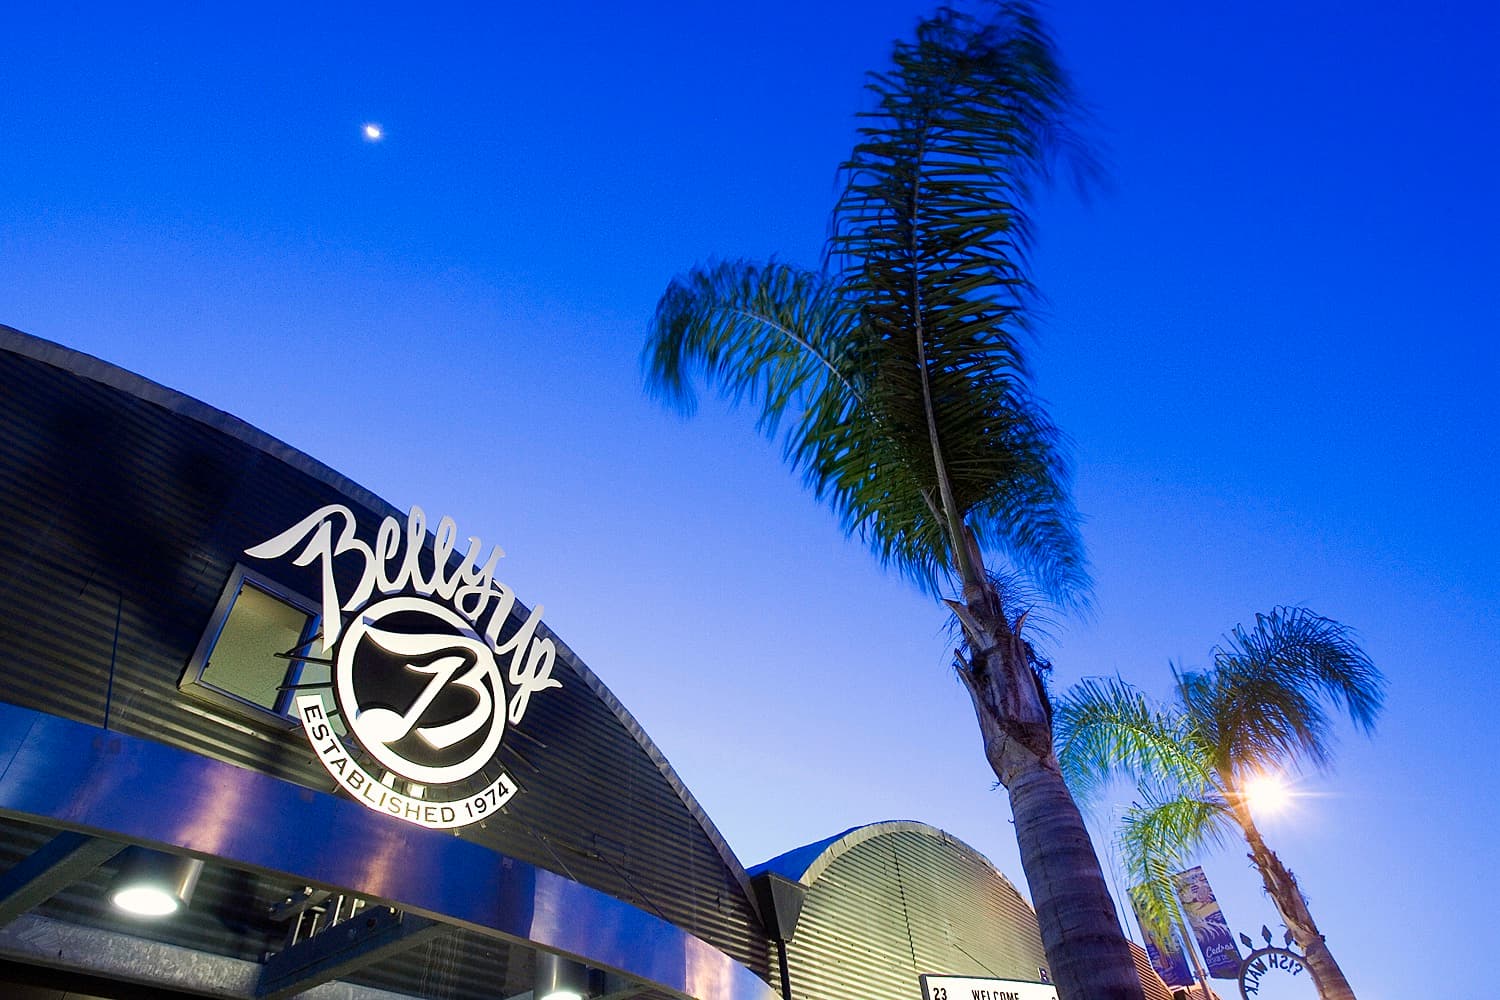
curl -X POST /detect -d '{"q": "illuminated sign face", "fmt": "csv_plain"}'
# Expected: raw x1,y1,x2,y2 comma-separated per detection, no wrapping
247,506,561,829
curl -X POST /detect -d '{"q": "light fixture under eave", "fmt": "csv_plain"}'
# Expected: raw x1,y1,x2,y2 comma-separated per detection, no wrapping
535,951,589,1000
109,849,205,918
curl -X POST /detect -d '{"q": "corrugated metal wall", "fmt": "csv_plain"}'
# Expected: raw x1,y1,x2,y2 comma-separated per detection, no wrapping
0,339,772,980
784,828,1049,1000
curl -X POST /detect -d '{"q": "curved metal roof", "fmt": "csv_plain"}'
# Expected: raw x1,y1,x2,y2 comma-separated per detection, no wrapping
0,322,763,928
752,819,1026,899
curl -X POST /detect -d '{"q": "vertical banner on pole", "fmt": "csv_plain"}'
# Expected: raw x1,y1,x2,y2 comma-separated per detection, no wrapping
1129,890,1193,986
1172,866,1242,979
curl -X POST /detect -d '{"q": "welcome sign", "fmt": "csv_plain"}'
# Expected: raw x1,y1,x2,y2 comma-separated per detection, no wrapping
918,975,1057,1000
247,505,562,829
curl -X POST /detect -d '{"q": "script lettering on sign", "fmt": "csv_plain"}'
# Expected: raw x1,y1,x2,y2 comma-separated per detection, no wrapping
247,505,560,829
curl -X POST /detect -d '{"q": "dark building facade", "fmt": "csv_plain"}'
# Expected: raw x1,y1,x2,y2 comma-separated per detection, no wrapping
0,326,1172,1000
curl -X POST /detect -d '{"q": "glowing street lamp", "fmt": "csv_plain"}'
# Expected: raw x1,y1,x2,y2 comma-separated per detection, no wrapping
1241,773,1291,816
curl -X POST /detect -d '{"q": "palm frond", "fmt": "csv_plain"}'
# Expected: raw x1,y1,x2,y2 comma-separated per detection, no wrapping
643,3,1098,604
1055,676,1213,805
1178,664,1329,774
820,1,1095,602
1187,607,1386,777
1121,795,1232,937
643,258,855,433
1221,606,1385,731
643,259,956,590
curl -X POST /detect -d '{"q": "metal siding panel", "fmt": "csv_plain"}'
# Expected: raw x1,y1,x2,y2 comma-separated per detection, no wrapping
785,829,1050,1000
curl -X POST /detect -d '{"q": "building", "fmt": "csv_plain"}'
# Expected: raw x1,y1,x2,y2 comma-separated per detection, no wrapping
0,325,1174,1000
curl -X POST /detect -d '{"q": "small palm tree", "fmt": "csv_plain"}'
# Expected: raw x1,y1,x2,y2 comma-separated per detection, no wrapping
644,4,1144,997
1056,607,1384,1000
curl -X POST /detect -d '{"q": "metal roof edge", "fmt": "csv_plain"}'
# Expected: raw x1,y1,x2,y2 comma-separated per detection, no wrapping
0,323,400,522
753,819,1032,911
554,640,765,926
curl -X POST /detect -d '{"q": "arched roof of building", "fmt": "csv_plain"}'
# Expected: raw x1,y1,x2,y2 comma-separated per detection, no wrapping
755,820,1188,1000
0,322,764,931
755,820,1050,1000
753,818,1025,900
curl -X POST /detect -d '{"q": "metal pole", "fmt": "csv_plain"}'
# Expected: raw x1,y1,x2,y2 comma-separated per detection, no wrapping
775,937,793,1000
1173,904,1212,1000
103,590,123,730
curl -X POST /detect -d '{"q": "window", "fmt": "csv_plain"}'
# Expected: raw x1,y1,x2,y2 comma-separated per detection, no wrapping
182,566,324,726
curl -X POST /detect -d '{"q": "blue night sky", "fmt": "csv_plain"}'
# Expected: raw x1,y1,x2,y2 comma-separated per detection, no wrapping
3,2,1495,997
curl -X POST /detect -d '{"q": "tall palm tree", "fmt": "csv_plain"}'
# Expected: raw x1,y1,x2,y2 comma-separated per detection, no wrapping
643,5,1144,998
1056,607,1384,1000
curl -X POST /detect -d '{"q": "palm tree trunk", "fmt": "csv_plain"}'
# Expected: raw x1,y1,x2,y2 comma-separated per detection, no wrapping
1006,751,1147,1000
955,583,1144,1000
1232,804,1358,1000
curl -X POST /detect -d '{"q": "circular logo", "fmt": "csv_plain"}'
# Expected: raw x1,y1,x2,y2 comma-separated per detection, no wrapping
334,596,508,786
